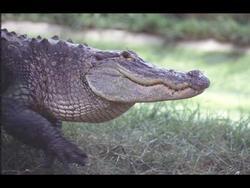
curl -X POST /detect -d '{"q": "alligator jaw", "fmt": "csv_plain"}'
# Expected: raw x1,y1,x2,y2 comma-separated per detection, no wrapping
115,65,210,101
117,63,210,89
85,48,210,103
86,64,210,103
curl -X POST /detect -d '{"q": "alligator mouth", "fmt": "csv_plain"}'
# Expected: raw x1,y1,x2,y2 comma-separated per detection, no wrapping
86,64,210,103
124,76,203,101
117,66,210,93
120,70,198,95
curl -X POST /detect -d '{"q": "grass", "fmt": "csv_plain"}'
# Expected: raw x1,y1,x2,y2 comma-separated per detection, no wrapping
2,103,250,174
1,21,250,174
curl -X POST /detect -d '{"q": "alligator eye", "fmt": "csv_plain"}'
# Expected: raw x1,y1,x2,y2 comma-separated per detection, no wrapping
121,51,131,59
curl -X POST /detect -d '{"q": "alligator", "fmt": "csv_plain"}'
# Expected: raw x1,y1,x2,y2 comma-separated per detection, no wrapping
1,28,210,173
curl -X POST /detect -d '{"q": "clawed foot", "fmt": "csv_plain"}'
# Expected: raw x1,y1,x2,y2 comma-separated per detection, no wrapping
43,138,88,174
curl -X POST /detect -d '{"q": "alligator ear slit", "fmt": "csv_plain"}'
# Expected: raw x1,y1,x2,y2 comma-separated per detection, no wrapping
94,52,120,61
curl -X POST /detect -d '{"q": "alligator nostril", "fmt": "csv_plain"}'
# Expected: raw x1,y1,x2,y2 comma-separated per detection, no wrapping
187,70,210,90
187,70,201,77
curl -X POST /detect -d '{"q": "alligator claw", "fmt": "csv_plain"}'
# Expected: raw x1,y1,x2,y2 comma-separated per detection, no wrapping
47,138,88,171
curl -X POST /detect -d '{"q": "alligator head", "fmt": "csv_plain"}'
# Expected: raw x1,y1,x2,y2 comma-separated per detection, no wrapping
86,50,210,103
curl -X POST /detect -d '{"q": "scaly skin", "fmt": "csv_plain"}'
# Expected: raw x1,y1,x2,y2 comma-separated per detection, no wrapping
1,29,210,173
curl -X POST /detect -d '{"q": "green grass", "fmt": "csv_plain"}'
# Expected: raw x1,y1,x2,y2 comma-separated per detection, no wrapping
2,103,250,174
1,23,250,174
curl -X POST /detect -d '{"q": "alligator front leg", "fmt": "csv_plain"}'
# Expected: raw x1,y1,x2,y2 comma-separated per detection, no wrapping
41,119,62,171
2,98,87,174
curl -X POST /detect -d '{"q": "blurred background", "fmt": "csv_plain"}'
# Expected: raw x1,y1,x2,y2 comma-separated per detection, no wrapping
1,14,250,174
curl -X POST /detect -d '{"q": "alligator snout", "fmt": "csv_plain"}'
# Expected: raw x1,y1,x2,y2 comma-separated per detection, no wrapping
187,70,210,90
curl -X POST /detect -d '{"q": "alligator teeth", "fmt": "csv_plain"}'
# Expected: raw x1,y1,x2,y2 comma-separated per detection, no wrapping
173,87,187,92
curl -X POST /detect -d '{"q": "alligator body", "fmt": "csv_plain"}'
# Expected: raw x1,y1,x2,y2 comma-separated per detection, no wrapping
1,29,210,173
